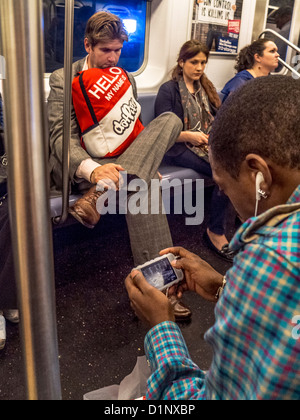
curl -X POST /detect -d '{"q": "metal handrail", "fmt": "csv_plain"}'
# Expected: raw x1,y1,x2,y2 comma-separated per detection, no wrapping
0,0,61,400
259,29,300,79
53,0,74,225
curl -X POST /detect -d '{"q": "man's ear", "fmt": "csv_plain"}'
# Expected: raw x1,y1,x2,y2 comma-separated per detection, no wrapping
244,153,272,192
84,38,92,54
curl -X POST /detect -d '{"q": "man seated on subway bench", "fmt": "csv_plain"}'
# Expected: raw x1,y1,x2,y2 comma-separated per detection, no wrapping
48,12,191,320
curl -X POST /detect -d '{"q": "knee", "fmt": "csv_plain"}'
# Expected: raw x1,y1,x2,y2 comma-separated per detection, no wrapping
156,112,183,131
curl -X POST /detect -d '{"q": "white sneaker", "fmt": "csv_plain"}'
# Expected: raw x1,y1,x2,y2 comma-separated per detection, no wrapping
3,309,19,324
0,313,6,350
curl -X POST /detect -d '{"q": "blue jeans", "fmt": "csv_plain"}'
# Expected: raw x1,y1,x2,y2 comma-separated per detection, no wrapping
164,148,229,235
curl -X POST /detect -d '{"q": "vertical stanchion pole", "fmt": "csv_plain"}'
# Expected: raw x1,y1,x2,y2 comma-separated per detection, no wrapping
0,0,62,400
55,0,74,224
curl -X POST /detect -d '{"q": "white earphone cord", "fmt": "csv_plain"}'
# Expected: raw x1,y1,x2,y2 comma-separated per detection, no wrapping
255,198,259,217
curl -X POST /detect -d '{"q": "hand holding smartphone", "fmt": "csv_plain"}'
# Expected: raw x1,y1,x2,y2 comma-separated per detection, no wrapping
134,253,184,291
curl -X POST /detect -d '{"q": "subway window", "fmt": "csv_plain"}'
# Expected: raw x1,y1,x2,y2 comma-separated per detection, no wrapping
265,0,295,68
43,0,148,74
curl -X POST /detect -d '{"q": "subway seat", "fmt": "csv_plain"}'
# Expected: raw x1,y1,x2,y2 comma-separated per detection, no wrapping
50,93,212,221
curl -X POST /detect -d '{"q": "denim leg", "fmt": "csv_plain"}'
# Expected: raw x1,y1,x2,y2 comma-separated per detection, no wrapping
208,187,229,235
165,148,229,235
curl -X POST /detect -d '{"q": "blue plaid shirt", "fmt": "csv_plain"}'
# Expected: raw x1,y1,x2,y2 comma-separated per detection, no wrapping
145,185,300,400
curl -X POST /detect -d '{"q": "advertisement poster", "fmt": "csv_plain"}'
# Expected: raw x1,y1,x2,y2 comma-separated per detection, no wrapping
192,0,244,54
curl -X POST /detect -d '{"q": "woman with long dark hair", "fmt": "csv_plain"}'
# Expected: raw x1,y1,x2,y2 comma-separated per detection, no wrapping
155,40,233,261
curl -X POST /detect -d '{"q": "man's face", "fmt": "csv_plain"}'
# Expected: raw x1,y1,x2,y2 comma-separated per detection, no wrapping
209,154,257,222
84,38,124,69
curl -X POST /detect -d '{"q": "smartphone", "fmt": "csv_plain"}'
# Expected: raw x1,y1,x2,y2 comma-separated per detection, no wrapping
134,253,184,291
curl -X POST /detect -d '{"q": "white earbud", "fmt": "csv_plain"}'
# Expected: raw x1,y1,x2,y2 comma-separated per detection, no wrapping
255,172,265,202
254,171,265,217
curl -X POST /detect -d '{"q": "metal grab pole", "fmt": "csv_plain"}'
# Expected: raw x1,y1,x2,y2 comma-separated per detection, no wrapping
0,0,62,400
54,0,74,225
259,29,300,54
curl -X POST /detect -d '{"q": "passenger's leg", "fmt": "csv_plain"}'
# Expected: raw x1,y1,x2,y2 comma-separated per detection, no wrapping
70,113,182,264
120,114,191,319
125,172,191,320
116,112,182,264
70,113,182,230
0,194,19,350
207,188,230,236
164,147,212,176
116,112,183,183
164,148,231,251
0,196,17,309
125,173,172,266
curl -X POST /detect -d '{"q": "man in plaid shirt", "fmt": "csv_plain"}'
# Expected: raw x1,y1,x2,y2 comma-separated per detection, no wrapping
126,75,300,400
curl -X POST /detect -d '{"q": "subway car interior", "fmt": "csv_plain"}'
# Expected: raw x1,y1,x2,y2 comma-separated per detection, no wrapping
0,0,299,400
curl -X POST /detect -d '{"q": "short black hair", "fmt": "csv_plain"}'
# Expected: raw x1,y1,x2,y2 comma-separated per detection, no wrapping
209,75,300,178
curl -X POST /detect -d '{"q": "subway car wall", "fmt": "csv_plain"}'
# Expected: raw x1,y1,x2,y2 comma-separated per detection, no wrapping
42,0,261,98
3,0,300,100
42,0,300,98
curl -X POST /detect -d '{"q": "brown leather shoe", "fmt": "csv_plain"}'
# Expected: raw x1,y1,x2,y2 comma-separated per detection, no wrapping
69,185,105,229
168,295,192,322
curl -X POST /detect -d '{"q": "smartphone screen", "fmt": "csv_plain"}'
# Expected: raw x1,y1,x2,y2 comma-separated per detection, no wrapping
140,257,178,289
